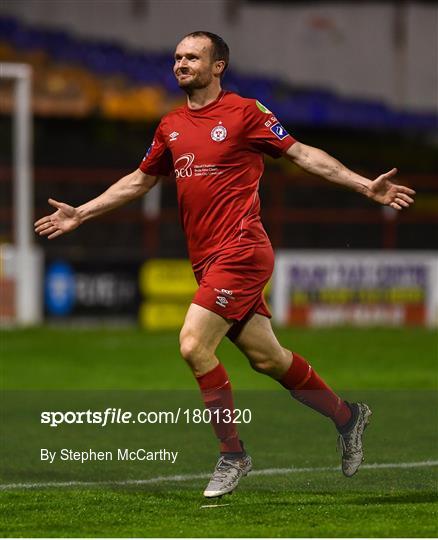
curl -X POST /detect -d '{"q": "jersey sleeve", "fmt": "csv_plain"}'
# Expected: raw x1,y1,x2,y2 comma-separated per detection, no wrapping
243,99,296,158
139,121,173,176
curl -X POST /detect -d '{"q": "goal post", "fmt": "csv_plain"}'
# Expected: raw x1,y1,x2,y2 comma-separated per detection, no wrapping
0,62,43,325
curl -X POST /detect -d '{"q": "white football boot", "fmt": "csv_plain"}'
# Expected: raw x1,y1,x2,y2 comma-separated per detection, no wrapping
203,454,252,498
338,402,372,477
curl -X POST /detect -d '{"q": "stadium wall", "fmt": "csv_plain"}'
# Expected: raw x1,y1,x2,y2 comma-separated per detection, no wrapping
1,0,437,112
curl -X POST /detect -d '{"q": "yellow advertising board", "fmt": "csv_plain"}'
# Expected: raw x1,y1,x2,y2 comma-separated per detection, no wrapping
139,259,196,330
139,259,272,330
139,259,197,297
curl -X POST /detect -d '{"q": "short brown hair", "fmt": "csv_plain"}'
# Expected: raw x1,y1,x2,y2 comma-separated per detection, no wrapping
184,31,229,75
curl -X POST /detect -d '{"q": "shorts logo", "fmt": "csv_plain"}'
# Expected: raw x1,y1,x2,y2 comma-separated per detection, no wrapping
214,288,234,297
214,288,234,308
211,125,227,142
214,288,234,307
216,296,228,308
174,152,195,178
270,123,289,140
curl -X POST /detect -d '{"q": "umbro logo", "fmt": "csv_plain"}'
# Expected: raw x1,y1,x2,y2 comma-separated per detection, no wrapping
214,288,235,308
169,131,179,141
215,296,228,308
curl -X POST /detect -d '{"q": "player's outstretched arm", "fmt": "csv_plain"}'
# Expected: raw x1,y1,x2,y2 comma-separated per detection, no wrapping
284,142,415,210
34,169,158,239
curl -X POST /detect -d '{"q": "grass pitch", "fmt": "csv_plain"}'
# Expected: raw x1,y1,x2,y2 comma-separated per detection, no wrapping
1,326,437,537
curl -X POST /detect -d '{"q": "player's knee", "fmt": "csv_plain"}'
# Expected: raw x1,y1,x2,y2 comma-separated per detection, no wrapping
250,348,291,378
250,358,270,374
179,333,206,364
250,356,278,376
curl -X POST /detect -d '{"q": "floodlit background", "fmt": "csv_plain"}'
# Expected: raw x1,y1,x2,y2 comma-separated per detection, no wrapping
0,0,437,328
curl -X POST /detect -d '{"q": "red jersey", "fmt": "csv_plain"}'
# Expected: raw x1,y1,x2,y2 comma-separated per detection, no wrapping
139,90,296,272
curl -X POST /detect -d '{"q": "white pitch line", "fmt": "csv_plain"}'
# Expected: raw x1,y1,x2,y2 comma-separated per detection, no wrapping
200,504,231,508
0,460,437,491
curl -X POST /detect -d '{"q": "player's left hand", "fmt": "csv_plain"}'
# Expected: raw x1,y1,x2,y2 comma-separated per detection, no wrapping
368,168,415,210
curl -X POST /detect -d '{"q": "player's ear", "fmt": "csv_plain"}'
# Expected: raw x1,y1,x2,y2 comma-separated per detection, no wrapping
214,60,225,76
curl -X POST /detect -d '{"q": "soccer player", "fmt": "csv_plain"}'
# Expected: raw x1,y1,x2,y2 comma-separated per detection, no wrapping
35,31,415,498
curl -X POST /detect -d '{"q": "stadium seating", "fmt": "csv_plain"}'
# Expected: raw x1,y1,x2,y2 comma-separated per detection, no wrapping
0,15,437,129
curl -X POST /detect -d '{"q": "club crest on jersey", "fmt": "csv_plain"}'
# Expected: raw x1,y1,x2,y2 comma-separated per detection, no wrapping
270,122,289,140
211,125,227,142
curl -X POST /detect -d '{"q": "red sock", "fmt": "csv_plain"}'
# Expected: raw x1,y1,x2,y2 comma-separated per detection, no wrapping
280,352,352,429
196,364,243,454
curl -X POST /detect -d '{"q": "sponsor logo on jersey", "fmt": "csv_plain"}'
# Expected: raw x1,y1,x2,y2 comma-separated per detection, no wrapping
174,154,222,179
169,131,179,141
270,122,289,140
211,125,227,142
256,100,271,114
174,152,195,178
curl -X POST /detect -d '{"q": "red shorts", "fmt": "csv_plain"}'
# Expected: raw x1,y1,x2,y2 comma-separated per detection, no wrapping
192,245,274,341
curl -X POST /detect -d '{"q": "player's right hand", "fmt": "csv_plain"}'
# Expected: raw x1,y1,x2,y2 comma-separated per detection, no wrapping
34,198,82,239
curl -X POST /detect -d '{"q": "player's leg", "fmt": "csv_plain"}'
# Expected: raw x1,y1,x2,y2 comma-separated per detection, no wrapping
233,313,352,425
231,312,291,379
179,302,231,377
180,303,252,496
233,313,371,476
180,303,241,452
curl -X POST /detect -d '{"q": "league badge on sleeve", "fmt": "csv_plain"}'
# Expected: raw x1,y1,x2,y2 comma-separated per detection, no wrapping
256,100,271,114
270,122,289,140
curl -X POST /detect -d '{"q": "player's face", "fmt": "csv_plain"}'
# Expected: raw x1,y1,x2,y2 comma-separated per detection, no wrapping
174,37,217,91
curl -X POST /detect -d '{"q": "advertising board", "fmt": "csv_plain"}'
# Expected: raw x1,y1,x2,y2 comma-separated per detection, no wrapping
272,251,438,327
44,259,141,320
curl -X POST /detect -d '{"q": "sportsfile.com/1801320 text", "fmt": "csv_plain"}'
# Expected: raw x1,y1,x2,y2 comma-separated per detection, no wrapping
40,408,252,427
